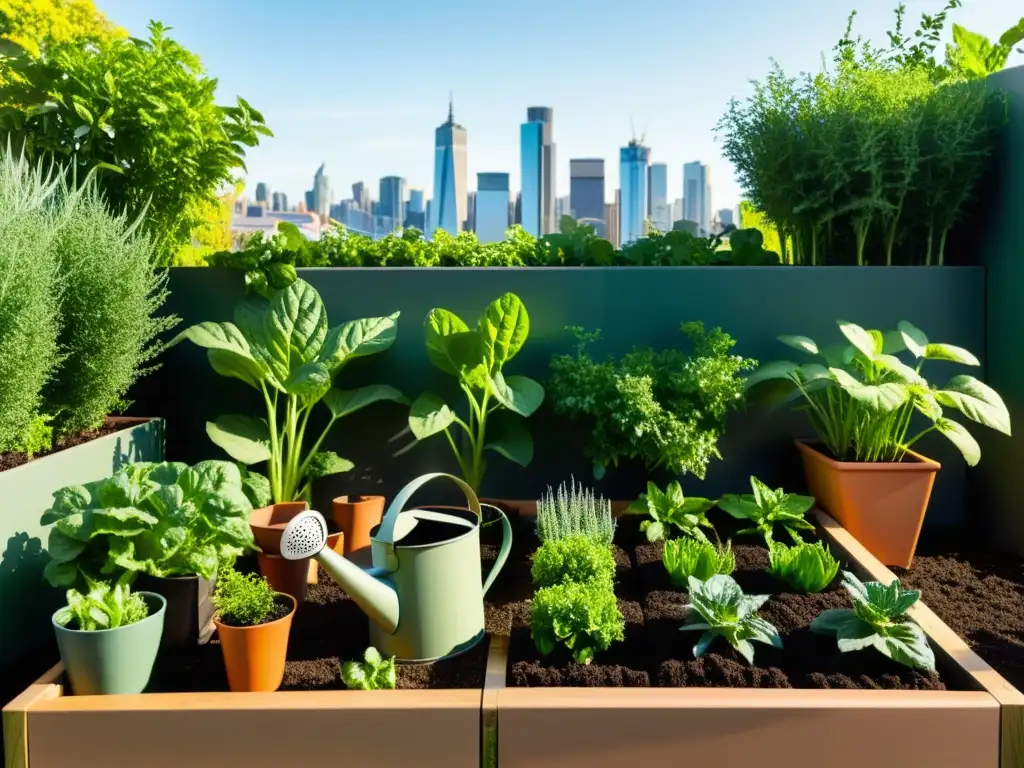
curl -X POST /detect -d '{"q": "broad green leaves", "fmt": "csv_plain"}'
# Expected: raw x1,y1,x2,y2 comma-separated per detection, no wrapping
625,481,716,543
207,416,272,464
718,475,815,545
341,646,397,691
408,393,456,439
680,575,782,665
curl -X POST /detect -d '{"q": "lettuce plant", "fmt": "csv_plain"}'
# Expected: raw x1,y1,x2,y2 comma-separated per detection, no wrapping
536,477,615,546
745,320,1011,464
531,580,625,665
341,646,397,690
624,481,716,543
405,293,544,492
531,536,616,590
54,575,150,632
40,461,255,588
810,571,935,671
170,278,404,503
717,475,815,545
680,575,782,664
212,568,278,626
767,540,839,593
663,538,735,586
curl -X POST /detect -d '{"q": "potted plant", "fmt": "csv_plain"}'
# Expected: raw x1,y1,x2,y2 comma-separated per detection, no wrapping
52,576,165,695
40,460,255,649
169,278,405,596
745,319,1011,566
212,568,296,692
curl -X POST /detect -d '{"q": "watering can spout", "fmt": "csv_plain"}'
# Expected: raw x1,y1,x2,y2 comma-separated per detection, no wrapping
279,511,400,635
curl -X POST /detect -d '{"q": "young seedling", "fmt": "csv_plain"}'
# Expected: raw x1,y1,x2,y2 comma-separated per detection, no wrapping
341,646,396,690
680,574,782,664
54,575,149,631
717,475,815,545
767,540,840,593
663,538,735,587
624,481,716,543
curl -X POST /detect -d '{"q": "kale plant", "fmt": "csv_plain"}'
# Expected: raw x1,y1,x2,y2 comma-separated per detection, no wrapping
810,571,935,671
717,475,815,545
536,476,615,546
54,575,149,631
663,538,735,586
767,540,840,593
212,568,279,626
341,646,397,690
624,481,716,543
680,575,782,664
531,536,616,590
531,580,625,665
547,322,755,480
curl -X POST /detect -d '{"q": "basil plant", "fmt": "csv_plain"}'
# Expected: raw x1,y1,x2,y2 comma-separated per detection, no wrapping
406,292,544,492
170,279,405,504
745,319,1010,464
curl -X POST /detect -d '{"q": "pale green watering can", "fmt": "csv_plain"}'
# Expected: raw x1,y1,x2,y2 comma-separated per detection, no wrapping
280,473,512,662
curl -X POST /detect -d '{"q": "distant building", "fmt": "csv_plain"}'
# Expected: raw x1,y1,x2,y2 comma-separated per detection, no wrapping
683,162,711,235
619,142,650,245
271,191,288,212
405,189,425,230
555,195,572,223
647,163,670,231
466,190,477,232
570,158,604,231
255,182,270,205
431,96,468,236
407,189,424,214
476,172,510,243
717,207,735,229
379,176,406,229
424,199,433,234
306,163,331,218
606,189,620,248
520,106,555,236
672,197,684,225
514,191,522,227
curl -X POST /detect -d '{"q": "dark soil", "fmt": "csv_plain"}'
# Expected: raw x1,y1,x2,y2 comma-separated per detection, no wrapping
503,512,956,690
0,417,140,472
895,528,1024,693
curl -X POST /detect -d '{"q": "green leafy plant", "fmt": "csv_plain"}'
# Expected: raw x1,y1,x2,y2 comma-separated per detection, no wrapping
624,481,716,543
548,322,755,481
54,575,149,631
206,224,300,298
726,228,781,265
169,278,404,503
341,646,397,690
717,476,815,545
531,579,625,665
536,477,615,546
810,571,935,671
531,536,616,590
945,17,1024,79
212,568,278,626
405,293,544,492
40,460,255,588
767,540,840,593
679,575,782,664
663,538,735,586
745,319,1011,464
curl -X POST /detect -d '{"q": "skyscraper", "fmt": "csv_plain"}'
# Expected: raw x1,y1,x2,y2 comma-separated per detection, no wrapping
306,164,331,218
620,141,650,245
407,189,424,215
271,191,288,212
405,189,425,230
672,197,684,225
255,182,270,205
717,207,735,229
352,181,370,211
555,195,571,223
683,162,711,235
520,107,555,236
431,96,468,236
475,173,509,243
606,189,621,249
379,176,406,231
647,163,669,231
466,191,477,232
570,159,605,231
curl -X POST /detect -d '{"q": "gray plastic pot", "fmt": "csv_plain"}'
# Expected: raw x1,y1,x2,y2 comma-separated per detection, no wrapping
53,592,166,695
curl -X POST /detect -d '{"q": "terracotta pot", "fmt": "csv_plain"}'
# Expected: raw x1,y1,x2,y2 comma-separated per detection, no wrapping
249,502,309,556
215,593,296,692
332,495,385,558
257,531,343,601
797,440,941,568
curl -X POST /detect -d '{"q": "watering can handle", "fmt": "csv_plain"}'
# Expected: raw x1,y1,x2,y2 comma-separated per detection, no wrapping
376,473,483,570
479,503,512,597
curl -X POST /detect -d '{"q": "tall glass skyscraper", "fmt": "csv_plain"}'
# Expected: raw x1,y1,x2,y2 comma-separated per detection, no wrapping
407,189,424,215
379,176,406,230
683,162,711,235
570,158,605,233
647,163,669,231
520,107,555,236
619,141,650,245
475,173,509,243
255,182,270,205
308,163,331,218
430,97,468,236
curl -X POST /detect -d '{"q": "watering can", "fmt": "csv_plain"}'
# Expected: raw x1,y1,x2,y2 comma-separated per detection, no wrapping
280,473,512,662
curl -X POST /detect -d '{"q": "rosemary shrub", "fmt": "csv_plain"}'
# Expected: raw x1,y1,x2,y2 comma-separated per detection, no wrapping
536,477,615,546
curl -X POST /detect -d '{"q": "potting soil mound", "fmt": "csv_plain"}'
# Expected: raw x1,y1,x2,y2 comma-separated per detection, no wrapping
895,527,1024,693
491,513,960,690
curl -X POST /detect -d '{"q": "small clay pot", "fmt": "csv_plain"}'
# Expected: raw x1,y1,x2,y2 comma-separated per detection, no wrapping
249,502,309,556
215,594,296,692
257,531,343,601
332,495,385,558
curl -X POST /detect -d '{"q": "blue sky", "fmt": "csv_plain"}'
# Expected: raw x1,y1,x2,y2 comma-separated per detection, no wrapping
97,0,1019,210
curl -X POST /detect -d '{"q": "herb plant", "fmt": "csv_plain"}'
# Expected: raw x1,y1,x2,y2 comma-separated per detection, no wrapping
548,322,755,481
810,571,935,671
405,293,544,492
624,481,716,543
767,541,840,593
531,579,625,665
745,319,1011,464
54,576,149,632
212,568,278,626
536,477,615,546
531,536,616,590
663,538,735,586
680,575,782,664
170,278,404,503
717,476,815,545
41,460,255,588
341,646,397,691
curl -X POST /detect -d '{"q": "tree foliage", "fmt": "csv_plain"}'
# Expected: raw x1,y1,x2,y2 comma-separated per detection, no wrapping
0,0,123,59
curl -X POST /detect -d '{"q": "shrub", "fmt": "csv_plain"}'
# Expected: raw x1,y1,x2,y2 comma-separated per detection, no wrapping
767,540,840,593
536,477,615,546
531,580,625,665
531,536,616,590
212,568,278,627
663,538,735,586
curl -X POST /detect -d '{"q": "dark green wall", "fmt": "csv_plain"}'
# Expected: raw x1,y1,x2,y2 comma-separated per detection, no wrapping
977,65,1024,552
133,266,985,526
